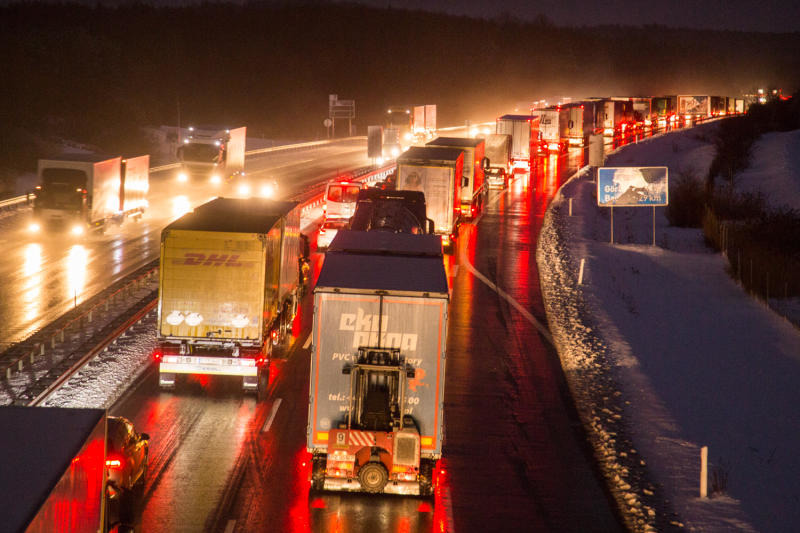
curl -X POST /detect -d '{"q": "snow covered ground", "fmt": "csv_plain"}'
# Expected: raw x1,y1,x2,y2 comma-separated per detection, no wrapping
538,124,800,532
735,129,800,211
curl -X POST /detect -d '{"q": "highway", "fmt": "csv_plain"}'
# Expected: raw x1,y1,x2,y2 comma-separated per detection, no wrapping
105,131,665,532
5,127,670,532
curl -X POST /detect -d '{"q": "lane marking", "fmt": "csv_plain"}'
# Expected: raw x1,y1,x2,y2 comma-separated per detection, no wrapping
262,398,283,433
462,182,555,347
224,520,236,533
303,335,312,350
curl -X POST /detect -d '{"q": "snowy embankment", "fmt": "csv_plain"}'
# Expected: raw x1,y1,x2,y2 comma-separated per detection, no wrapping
537,124,800,532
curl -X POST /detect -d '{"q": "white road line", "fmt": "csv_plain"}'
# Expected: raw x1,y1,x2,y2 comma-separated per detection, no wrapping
262,398,283,433
461,183,555,347
302,335,312,350
224,520,236,533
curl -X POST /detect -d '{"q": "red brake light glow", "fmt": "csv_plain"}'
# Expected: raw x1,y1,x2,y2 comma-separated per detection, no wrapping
106,458,122,469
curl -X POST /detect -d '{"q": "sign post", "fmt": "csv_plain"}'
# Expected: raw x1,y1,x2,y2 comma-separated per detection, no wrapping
597,167,669,245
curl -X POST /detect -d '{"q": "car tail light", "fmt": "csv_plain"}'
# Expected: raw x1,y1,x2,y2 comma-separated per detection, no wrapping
153,349,162,362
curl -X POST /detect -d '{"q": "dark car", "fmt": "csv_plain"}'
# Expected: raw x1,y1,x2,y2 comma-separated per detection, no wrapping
106,416,150,501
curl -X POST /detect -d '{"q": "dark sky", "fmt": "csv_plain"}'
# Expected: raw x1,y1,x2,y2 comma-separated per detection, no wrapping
341,0,799,33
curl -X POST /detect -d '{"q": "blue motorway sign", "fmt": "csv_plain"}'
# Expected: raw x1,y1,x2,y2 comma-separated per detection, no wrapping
597,167,668,206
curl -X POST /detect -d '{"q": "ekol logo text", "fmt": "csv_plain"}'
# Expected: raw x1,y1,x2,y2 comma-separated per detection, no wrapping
338,307,418,351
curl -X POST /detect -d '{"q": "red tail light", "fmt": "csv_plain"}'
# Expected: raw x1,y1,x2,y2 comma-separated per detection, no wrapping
106,458,123,469
153,349,162,362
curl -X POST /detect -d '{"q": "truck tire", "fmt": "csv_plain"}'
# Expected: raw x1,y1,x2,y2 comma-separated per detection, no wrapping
418,459,435,498
358,462,388,493
311,454,326,492
257,368,269,401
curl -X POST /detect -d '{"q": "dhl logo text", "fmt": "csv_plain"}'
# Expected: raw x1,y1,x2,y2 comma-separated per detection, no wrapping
174,253,250,267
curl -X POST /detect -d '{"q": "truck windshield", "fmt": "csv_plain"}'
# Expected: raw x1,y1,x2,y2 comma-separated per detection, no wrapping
180,143,221,163
38,168,86,209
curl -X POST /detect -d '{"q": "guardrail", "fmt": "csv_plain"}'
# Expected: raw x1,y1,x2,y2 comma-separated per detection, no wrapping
0,194,29,211
3,267,158,383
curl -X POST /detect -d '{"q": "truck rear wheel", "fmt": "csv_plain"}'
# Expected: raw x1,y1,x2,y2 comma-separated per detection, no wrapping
358,462,388,493
311,454,326,492
418,459,435,498
256,368,269,401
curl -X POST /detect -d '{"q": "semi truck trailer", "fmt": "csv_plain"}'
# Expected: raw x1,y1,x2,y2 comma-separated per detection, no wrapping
426,136,486,219
496,114,542,172
483,133,511,188
155,197,306,398
396,146,462,252
307,231,448,497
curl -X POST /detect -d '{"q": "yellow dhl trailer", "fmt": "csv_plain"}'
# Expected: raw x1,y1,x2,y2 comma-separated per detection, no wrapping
155,197,305,398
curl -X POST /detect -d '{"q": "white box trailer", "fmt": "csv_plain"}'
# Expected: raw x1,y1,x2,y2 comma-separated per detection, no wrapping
120,154,149,216
307,231,448,496
497,114,541,171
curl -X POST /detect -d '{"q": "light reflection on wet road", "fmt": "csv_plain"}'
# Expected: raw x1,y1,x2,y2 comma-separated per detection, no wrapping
108,128,675,532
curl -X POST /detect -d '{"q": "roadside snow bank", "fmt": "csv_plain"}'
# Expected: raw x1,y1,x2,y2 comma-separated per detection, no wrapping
538,124,800,532
735,129,800,211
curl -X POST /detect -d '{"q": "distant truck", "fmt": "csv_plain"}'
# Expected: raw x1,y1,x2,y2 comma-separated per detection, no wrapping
396,146,462,252
32,154,149,235
652,96,678,123
176,126,246,184
412,104,437,142
155,197,306,399
677,95,711,118
307,231,449,497
631,97,653,125
349,188,434,234
483,133,512,188
710,96,727,116
1,406,107,533
496,114,542,172
601,98,634,137
384,107,413,156
534,108,565,153
426,136,486,219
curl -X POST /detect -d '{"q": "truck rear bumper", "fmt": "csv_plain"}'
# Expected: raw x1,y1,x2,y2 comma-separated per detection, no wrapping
159,356,258,377
323,477,420,496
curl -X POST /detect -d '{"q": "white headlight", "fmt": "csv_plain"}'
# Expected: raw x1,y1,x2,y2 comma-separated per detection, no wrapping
238,184,251,196
178,172,188,182
260,184,275,198
71,225,84,236
210,174,221,185
28,223,41,233
390,147,400,158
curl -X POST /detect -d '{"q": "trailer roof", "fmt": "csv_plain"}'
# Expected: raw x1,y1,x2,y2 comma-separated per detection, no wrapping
498,114,537,120
0,406,105,533
398,146,464,164
39,154,119,163
165,197,298,233
318,231,448,294
427,136,484,148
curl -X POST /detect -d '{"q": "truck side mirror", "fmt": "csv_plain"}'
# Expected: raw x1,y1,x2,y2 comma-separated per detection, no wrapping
342,364,352,375
481,157,489,170
426,218,435,235
461,177,469,188
406,368,416,378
